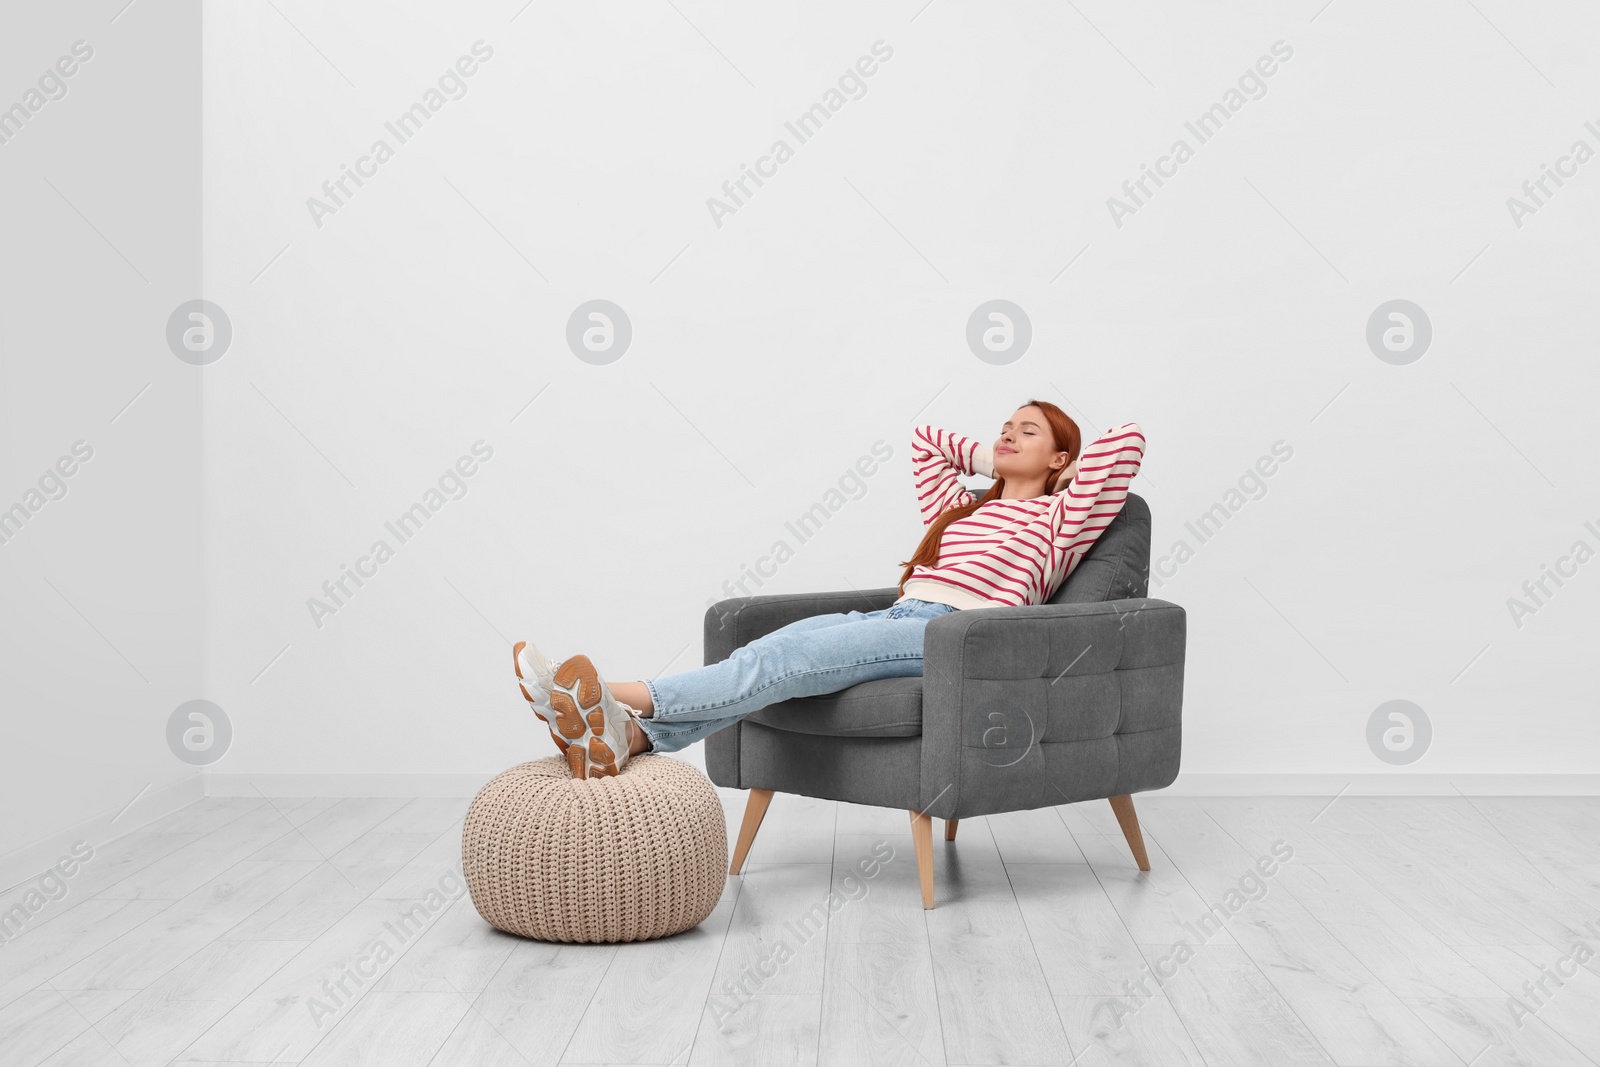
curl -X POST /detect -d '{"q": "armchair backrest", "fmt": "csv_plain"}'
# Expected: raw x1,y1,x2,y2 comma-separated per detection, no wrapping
1047,490,1151,604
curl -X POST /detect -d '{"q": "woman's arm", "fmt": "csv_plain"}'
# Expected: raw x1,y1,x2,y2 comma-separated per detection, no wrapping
911,424,989,526
1046,421,1146,559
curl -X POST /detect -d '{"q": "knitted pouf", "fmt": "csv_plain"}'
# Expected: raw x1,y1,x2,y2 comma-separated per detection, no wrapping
461,754,728,943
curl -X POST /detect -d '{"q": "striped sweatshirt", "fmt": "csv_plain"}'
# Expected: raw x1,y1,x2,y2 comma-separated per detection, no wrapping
895,422,1146,610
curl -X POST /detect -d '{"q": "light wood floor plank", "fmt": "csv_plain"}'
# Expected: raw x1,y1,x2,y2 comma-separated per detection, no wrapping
1469,798,1600,890
1218,888,1459,1065
48,987,139,1026
709,862,832,997
1055,994,1207,1067
319,830,440,896
1273,862,1505,999
924,900,1073,1064
299,989,470,1066
1360,799,1590,912
737,792,836,868
1194,796,1353,867
1403,996,1598,1067
1509,849,1600,902
1004,863,1147,996
370,797,472,835
689,992,821,1067
1065,800,1126,837
176,892,461,1062
1140,808,1458,1065
371,894,517,994
1461,883,1600,953
1299,804,1551,947
826,834,932,944
367,819,466,901
559,893,739,1063
53,859,320,991
81,937,307,1065
1453,944,1600,1058
986,806,1087,864
245,798,412,865
132,796,268,837
0,897,171,1009
92,805,309,902
1075,832,1241,948
0,989,97,1066
820,940,946,1066
1142,942,1335,1067
426,938,617,1067
218,861,368,942
35,1026,136,1067
2,831,203,932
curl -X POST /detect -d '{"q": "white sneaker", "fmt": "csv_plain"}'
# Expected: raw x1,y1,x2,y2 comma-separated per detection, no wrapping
547,654,640,778
513,641,587,778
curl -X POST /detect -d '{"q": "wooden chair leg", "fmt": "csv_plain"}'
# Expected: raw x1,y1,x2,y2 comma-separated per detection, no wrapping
1108,794,1151,872
729,788,774,875
909,809,935,909
944,818,958,842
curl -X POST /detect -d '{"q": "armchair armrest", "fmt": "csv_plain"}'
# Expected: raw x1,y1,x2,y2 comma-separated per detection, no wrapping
917,597,1186,819
703,586,901,666
701,586,899,788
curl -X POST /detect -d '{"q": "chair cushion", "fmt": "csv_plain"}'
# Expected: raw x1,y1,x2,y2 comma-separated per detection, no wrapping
744,675,925,737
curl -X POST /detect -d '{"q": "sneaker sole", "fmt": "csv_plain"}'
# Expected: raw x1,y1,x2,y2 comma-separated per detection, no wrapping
513,641,588,779
551,655,628,778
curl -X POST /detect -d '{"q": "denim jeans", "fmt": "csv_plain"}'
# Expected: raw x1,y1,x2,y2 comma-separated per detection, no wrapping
636,597,961,753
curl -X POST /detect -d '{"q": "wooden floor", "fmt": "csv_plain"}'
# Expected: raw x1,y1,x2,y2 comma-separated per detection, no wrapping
3,790,1598,1066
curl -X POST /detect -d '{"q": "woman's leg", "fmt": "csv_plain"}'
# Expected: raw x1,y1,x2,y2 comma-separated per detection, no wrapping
612,608,883,715
632,601,958,753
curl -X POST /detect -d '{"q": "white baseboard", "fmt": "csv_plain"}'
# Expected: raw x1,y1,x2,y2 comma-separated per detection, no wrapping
202,750,713,797
1150,773,1600,796
202,769,1600,798
202,772,500,797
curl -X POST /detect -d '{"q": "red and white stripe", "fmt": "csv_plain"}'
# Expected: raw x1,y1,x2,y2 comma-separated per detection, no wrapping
904,422,1145,608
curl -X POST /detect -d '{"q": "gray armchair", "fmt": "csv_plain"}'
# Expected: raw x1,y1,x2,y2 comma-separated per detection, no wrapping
703,490,1186,908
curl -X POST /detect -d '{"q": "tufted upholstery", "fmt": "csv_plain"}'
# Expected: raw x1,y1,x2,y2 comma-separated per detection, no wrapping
702,490,1185,821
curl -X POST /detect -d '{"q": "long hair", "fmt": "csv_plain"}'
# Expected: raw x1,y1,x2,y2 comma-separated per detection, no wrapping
895,399,1081,597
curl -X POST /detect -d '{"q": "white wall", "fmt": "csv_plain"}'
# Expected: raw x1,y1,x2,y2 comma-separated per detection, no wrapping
48,0,1600,820
1,2,205,891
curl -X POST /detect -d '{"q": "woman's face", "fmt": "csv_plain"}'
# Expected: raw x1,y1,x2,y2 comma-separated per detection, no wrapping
993,406,1067,482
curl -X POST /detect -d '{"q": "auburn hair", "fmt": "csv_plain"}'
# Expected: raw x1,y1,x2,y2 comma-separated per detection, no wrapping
895,399,1081,597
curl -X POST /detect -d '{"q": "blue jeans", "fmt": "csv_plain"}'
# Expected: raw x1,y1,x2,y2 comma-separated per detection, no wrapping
636,598,960,753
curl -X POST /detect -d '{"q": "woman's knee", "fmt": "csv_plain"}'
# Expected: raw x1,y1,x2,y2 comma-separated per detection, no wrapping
737,629,804,665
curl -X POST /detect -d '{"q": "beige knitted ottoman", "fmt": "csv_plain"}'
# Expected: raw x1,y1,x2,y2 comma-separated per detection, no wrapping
461,753,728,943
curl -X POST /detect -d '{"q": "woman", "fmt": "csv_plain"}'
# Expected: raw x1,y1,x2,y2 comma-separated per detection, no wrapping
513,399,1145,779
